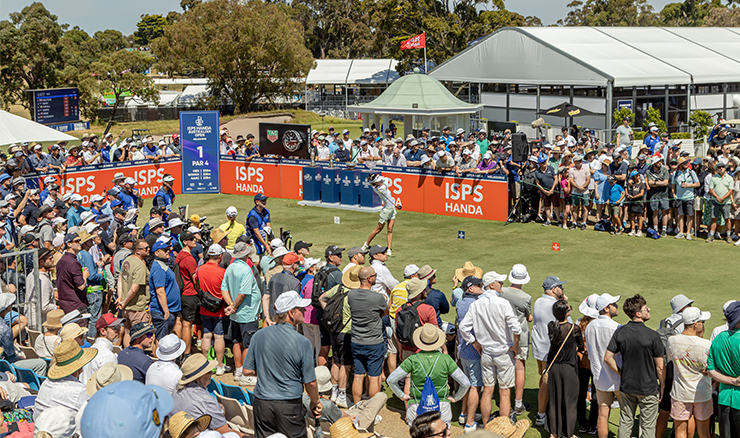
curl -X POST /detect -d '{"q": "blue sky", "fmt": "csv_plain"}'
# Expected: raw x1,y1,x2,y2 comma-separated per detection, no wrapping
3,0,675,35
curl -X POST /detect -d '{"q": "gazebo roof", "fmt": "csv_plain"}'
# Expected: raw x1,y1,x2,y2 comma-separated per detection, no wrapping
347,71,482,116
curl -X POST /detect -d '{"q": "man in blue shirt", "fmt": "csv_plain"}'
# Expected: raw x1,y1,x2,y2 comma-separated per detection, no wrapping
78,230,105,337
66,194,89,227
441,126,454,147
328,133,340,154
244,291,321,438
118,177,143,210
152,174,176,216
455,274,484,430
246,193,271,256
142,136,161,161
149,240,182,340
643,126,660,155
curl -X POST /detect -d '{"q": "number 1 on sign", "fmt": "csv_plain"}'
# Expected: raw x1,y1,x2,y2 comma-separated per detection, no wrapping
197,146,203,158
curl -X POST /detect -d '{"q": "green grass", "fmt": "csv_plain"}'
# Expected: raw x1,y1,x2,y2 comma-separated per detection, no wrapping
169,193,734,437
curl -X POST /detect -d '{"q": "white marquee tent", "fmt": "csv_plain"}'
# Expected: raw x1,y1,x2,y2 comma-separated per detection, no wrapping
306,59,400,85
0,110,77,146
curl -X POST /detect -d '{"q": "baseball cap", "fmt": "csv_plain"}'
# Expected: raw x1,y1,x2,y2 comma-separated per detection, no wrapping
595,293,620,311
482,271,507,287
35,406,76,438
283,252,304,265
724,301,740,331
152,240,171,252
269,238,284,249
294,240,312,252
681,307,711,326
348,246,368,258
368,245,387,256
90,194,104,203
274,291,311,314
64,233,79,244
162,174,175,182
207,244,225,256
95,313,125,331
80,381,173,438
670,294,694,314
124,177,136,185
325,245,344,258
537,156,547,164
461,276,482,291
70,194,83,202
225,206,238,217
542,275,566,289
254,193,268,201
404,264,420,277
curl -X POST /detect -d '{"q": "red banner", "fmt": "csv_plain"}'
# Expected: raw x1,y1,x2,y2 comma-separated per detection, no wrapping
401,33,426,50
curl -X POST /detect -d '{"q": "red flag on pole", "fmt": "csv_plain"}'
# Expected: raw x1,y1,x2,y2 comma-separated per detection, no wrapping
400,33,426,50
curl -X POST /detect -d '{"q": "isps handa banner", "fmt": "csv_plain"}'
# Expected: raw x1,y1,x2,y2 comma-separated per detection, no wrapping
180,111,221,194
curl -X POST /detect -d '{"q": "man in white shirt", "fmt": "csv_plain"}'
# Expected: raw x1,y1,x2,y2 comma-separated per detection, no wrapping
368,245,397,299
562,126,577,149
316,137,331,160
584,293,622,438
343,246,368,274
145,333,185,395
459,275,521,426
80,313,124,385
82,142,102,165
531,275,566,426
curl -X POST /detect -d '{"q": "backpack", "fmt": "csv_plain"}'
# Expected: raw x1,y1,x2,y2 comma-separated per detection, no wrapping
657,313,683,361
311,264,339,308
594,219,612,232
395,301,423,346
321,284,347,333
173,261,185,293
412,354,442,416
646,227,661,239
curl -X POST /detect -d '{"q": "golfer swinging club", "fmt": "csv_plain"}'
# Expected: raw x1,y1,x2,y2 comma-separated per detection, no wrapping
362,173,401,256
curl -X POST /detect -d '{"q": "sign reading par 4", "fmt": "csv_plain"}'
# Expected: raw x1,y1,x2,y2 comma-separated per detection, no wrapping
180,111,221,194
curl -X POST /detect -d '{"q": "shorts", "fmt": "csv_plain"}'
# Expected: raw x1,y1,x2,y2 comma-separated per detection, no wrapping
231,320,259,348
671,399,713,421
514,343,529,361
330,332,353,366
712,201,731,220
674,199,695,217
180,295,200,323
610,205,621,217
628,202,645,215
319,324,331,347
352,342,386,377
202,315,229,336
542,192,559,207
481,351,515,388
151,310,177,340
379,207,397,224
571,193,588,208
406,401,452,427
649,196,670,212
561,196,572,206
253,397,306,438
122,309,150,329
660,362,674,412
459,358,483,387
387,318,399,355
596,389,619,406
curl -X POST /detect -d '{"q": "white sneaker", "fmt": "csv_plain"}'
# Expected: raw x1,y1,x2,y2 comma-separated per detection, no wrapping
535,414,546,427
331,388,338,402
686,233,693,240
216,366,225,376
636,230,643,237
627,230,635,236
239,375,257,386
675,232,685,239
233,370,243,381
734,238,740,246
336,392,349,408
387,248,392,256
464,423,482,434
361,243,369,251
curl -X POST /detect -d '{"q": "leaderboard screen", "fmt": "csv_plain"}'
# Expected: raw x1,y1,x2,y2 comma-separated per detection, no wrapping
34,88,79,125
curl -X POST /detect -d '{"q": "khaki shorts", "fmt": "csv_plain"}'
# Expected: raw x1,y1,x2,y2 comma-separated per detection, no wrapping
596,389,620,406
123,309,151,329
514,343,529,361
387,318,399,354
671,398,713,421
481,351,515,388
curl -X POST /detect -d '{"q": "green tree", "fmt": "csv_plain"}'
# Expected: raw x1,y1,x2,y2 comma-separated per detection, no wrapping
152,0,314,112
644,106,667,134
291,0,375,59
134,14,168,46
0,2,65,111
558,0,657,26
689,110,713,140
180,0,202,11
83,50,158,133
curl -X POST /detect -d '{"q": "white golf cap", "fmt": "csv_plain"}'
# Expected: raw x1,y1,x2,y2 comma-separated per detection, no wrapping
404,264,420,277
207,245,224,256
225,206,238,217
579,294,601,319
43,176,56,184
681,307,711,326
61,193,72,202
462,149,471,156
303,257,321,270
270,238,284,249
124,177,136,185
456,128,465,135
273,291,311,314
70,194,83,202
162,175,175,182
482,271,507,287
20,225,35,235
595,293,621,311
187,226,201,234
158,139,166,146
90,194,104,203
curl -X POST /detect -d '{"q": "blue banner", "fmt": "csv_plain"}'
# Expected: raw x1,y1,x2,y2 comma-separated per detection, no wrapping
180,111,220,194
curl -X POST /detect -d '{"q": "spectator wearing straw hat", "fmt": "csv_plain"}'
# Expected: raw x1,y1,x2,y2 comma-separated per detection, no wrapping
118,322,155,383
34,338,98,421
146,334,186,395
167,412,212,438
0,293,48,375
244,291,322,438
86,361,134,396
35,309,63,359
81,380,174,438
387,324,470,426
399,277,439,359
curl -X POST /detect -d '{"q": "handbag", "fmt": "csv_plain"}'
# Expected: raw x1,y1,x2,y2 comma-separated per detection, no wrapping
541,323,574,385
195,266,225,313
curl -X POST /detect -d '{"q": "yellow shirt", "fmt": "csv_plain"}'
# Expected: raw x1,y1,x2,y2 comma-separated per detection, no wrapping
389,280,409,319
219,221,246,250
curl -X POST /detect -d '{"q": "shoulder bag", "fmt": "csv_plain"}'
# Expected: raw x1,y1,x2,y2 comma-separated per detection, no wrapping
541,323,574,385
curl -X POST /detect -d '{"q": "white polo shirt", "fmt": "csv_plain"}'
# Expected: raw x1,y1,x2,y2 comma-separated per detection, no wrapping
584,314,622,392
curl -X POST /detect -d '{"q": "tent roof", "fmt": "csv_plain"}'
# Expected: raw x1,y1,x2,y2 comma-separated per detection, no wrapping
0,110,77,146
347,72,483,115
430,27,740,87
306,59,399,85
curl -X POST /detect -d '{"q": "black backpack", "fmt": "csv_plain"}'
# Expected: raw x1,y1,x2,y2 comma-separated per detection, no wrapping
311,264,339,308
396,301,423,346
321,284,347,333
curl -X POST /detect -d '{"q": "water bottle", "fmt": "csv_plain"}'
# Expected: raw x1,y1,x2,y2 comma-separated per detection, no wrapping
314,418,324,438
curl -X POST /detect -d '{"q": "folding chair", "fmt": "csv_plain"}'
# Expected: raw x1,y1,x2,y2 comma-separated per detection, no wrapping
207,378,223,398
220,382,250,405
19,346,39,359
13,366,42,392
26,329,41,346
215,393,254,435
0,360,16,377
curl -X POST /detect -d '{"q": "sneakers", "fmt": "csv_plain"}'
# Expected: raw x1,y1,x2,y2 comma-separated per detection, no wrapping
562,223,568,230
627,230,635,236
335,392,349,409
706,235,715,243
464,423,483,434
579,426,589,433
660,230,667,238
543,220,551,227
509,410,518,423
675,232,685,239
361,243,369,251
636,230,643,237
387,248,392,256
581,223,587,231
216,366,225,376
331,388,338,402
535,413,546,427
728,236,734,244
239,375,257,386
514,402,530,415
459,413,483,424
233,370,243,381
686,233,693,240
616,227,623,235
734,238,740,246
588,426,598,435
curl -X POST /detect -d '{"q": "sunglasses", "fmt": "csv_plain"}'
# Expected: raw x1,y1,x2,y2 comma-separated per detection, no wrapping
430,425,449,437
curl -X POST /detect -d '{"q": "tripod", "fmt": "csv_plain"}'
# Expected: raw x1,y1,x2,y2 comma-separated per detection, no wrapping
505,182,536,224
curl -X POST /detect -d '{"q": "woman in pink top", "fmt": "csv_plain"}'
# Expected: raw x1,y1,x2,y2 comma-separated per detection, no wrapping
559,166,572,228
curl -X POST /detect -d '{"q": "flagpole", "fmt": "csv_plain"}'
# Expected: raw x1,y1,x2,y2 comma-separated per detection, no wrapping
423,32,427,73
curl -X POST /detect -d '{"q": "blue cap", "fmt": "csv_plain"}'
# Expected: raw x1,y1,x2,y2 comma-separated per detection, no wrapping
0,174,9,183
375,136,382,142
538,156,548,164
254,193,268,201
629,170,639,178
151,240,171,252
81,381,173,438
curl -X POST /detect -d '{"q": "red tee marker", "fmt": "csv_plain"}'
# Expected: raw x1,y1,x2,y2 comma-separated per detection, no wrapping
552,242,560,251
